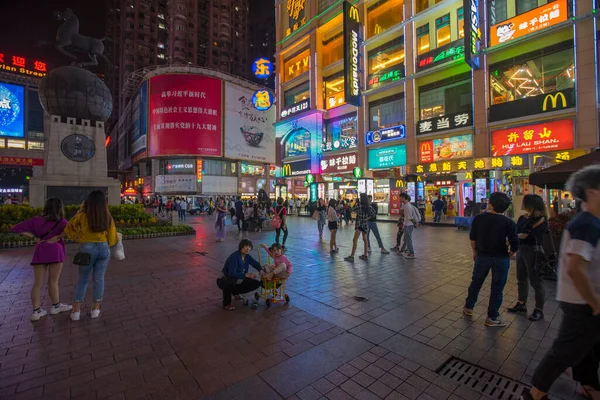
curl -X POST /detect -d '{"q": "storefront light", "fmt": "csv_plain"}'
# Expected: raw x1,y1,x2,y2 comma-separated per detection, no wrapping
373,55,404,71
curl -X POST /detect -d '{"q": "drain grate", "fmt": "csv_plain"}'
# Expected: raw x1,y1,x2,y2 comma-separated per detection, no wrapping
437,357,528,400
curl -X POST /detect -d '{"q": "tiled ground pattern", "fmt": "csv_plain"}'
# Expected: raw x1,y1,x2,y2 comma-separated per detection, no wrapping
0,216,578,400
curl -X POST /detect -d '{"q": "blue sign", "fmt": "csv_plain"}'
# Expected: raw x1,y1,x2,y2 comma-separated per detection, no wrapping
252,58,273,79
368,144,407,170
252,89,274,111
366,125,406,145
0,82,24,138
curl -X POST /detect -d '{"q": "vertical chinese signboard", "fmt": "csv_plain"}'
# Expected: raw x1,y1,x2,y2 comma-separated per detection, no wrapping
148,75,222,157
464,0,480,70
343,1,361,107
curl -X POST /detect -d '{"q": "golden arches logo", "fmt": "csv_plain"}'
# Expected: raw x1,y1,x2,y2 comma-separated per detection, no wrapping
421,142,431,151
282,164,292,176
395,180,404,188
542,92,567,111
348,4,360,22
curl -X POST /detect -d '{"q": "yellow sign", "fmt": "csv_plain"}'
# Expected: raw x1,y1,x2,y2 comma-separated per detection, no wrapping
416,165,424,173
542,92,567,111
465,172,473,180
395,180,404,188
282,164,292,176
283,50,310,82
348,4,360,22
287,0,306,20
474,159,485,169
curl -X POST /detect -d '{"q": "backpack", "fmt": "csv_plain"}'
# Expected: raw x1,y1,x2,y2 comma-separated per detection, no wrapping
271,206,284,229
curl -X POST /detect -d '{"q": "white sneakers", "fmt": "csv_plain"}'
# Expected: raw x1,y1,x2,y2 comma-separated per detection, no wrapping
49,303,73,315
70,309,101,321
31,308,48,321
90,309,101,319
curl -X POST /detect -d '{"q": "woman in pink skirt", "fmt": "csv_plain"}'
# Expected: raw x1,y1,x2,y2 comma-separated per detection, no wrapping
11,198,73,321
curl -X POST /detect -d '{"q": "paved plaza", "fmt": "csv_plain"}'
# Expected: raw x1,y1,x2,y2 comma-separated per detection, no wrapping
0,216,578,400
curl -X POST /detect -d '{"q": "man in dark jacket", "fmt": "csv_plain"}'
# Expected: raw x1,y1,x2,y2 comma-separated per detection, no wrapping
217,239,262,310
433,198,445,223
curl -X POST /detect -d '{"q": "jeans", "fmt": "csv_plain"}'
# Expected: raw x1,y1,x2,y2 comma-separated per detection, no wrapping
434,210,442,222
465,256,510,319
318,220,325,236
532,303,600,392
400,225,414,254
217,277,261,306
236,213,244,231
419,208,425,224
516,245,545,310
367,221,384,249
275,226,288,245
74,242,110,302
178,209,186,220
395,227,404,248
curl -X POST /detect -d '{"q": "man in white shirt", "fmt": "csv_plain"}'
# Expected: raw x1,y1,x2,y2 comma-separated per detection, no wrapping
399,193,420,259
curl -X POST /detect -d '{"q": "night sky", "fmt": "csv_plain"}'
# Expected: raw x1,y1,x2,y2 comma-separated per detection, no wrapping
0,0,105,69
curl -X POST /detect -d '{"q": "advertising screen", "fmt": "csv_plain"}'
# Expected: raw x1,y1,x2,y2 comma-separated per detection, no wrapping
491,119,573,156
420,134,473,163
148,74,222,157
275,113,323,158
224,83,275,163
0,82,24,138
368,145,407,170
131,80,148,157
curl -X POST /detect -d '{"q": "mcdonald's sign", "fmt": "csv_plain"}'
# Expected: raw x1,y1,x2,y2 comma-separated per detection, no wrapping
279,159,311,177
282,164,292,176
542,91,567,111
343,1,361,107
395,180,405,188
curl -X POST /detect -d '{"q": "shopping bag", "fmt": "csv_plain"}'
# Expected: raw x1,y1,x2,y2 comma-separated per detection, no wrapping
111,233,125,261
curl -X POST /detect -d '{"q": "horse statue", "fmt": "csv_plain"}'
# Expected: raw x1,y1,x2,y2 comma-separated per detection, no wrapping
54,8,112,69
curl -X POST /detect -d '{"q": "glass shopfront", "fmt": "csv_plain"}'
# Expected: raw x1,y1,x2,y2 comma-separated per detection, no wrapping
322,32,343,67
367,0,404,38
488,0,561,25
419,73,472,120
324,72,345,110
414,3,465,56
284,82,310,107
369,95,405,131
415,0,444,14
322,114,358,152
367,38,405,90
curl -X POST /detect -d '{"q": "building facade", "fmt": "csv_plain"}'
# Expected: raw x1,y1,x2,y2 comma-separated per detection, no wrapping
274,0,599,216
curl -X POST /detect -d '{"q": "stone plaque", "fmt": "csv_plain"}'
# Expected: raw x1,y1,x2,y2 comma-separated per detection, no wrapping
61,134,96,162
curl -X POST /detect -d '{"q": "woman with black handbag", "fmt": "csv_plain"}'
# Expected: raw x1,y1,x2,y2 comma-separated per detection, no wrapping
65,190,119,321
11,197,72,321
507,194,548,321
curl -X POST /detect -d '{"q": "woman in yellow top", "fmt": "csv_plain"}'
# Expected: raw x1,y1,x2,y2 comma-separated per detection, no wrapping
65,190,118,321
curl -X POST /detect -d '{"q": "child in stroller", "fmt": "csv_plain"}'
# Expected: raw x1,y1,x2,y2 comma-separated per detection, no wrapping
259,243,292,280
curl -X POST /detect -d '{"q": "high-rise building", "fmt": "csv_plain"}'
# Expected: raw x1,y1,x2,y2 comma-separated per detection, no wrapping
248,0,276,88
104,0,251,129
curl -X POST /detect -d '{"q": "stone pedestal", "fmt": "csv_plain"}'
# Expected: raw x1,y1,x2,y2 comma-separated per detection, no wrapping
29,114,120,208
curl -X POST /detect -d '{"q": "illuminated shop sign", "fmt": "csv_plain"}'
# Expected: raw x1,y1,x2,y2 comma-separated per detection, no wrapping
413,155,530,174
365,125,406,145
491,119,574,156
284,50,310,82
322,114,358,152
0,156,44,166
281,159,311,177
320,152,358,174
368,145,407,170
490,0,567,47
252,89,274,111
285,0,308,36
464,0,481,70
416,40,464,72
419,134,473,163
489,88,575,122
0,52,47,77
196,160,203,182
280,98,310,119
252,58,273,79
0,188,23,193
368,67,404,89
343,1,361,107
417,112,472,135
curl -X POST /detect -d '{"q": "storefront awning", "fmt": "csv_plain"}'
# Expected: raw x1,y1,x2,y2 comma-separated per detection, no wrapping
529,150,600,189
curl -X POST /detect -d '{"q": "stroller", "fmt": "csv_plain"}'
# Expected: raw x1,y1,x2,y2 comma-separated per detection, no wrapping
535,230,559,281
254,246,290,308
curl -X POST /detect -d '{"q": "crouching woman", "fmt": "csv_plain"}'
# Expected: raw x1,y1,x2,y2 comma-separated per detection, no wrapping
217,239,263,310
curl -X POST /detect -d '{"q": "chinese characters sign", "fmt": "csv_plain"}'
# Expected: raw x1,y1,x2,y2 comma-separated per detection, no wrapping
365,125,406,145
413,155,529,175
0,52,47,77
417,112,472,135
322,115,358,152
368,145,407,170
0,156,43,166
320,152,358,173
286,0,308,36
419,134,473,163
197,160,203,182
148,75,222,157
491,119,574,156
490,0,567,47
416,40,464,72
0,82,24,138
368,67,404,89
252,58,273,79
155,175,197,193
343,1,361,107
252,89,274,111
280,99,310,119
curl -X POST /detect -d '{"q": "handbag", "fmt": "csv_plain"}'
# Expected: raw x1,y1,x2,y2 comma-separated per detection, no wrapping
311,210,319,220
73,252,92,265
111,232,125,260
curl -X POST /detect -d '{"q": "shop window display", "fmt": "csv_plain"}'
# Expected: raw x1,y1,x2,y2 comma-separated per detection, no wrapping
367,0,404,38
419,74,472,120
367,38,405,89
284,82,309,107
324,72,345,110
284,128,311,158
369,95,405,131
417,24,430,55
490,47,574,105
436,14,451,48
322,114,358,152
322,33,343,67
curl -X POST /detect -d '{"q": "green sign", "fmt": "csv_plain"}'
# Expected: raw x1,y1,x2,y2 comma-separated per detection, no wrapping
353,167,362,179
306,173,315,184
332,176,342,182
309,182,318,203
367,145,407,170
433,45,464,63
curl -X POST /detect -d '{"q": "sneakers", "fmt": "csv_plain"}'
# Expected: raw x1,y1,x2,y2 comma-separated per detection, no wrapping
529,309,544,321
368,248,372,253
359,255,368,260
70,311,81,321
344,256,354,262
31,308,47,321
90,309,101,319
507,302,527,313
381,248,390,254
404,253,415,259
463,307,473,317
391,246,399,252
49,303,73,315
485,317,507,327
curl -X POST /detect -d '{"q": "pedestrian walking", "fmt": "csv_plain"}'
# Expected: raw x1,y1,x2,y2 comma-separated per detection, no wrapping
417,196,426,224
399,194,420,259
507,194,548,321
463,192,518,327
215,198,227,242
316,198,327,240
367,195,389,254
433,197,444,223
327,199,339,254
65,190,119,321
274,197,288,249
10,197,72,321
345,193,374,262
522,165,600,400
235,196,244,232
390,206,405,254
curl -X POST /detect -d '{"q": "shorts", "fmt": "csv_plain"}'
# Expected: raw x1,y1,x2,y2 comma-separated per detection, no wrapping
328,221,338,230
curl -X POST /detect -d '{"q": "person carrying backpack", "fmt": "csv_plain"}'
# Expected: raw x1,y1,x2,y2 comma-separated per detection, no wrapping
272,197,288,250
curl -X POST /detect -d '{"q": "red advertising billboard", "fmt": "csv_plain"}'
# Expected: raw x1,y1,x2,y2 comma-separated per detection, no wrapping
148,74,222,157
390,188,402,215
491,119,573,157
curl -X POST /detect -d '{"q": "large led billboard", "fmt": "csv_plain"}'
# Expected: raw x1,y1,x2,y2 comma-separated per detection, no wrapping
0,82,24,138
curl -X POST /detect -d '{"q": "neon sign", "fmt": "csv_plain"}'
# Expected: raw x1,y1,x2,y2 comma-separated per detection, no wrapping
252,58,273,79
464,0,481,70
417,41,464,71
0,52,47,77
285,0,308,36
343,1,361,107
368,68,404,88
251,89,274,111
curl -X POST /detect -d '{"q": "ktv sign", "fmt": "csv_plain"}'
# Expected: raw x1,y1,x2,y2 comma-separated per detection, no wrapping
343,1,361,107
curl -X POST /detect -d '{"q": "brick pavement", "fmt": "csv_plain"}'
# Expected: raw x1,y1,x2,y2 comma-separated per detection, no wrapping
0,216,578,400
